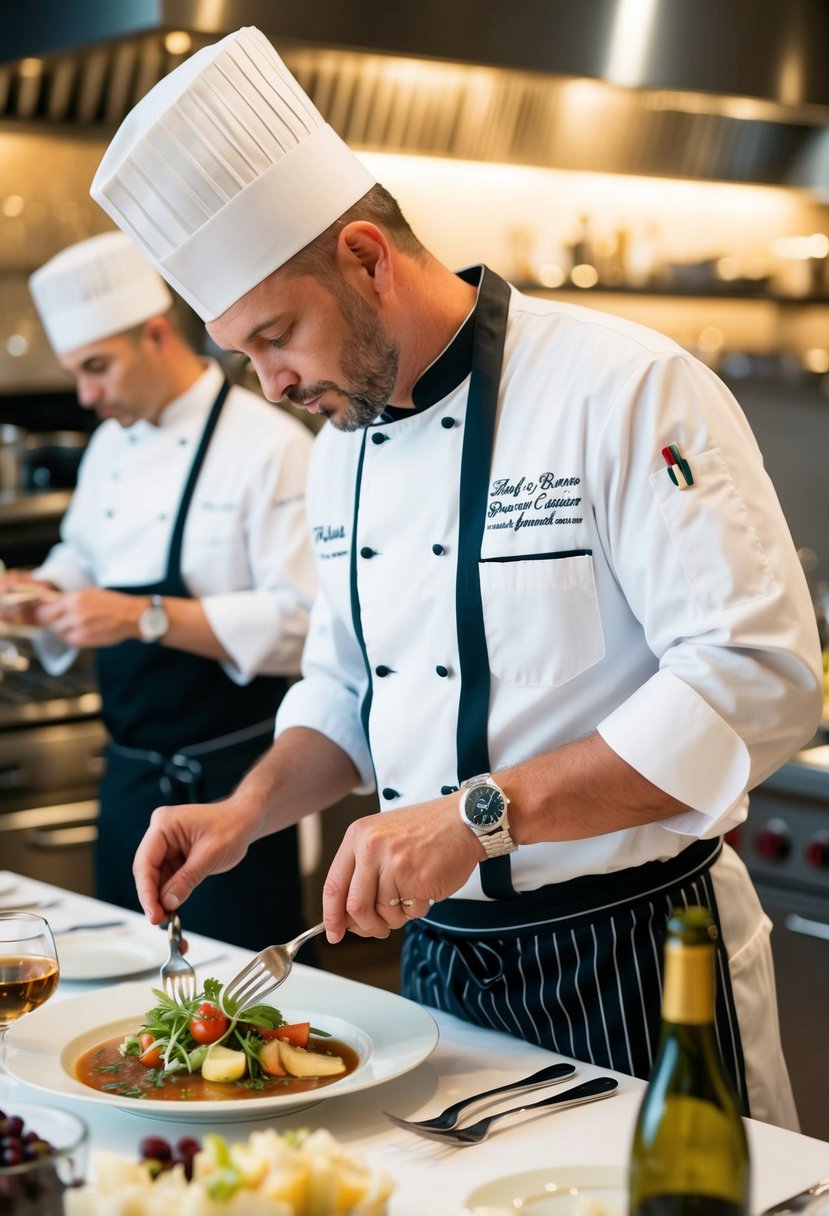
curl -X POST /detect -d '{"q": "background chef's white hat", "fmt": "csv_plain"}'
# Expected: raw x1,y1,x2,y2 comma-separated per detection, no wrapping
29,231,173,355
90,26,376,322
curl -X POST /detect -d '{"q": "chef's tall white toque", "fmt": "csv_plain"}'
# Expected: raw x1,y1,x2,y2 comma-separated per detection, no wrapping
90,26,376,322
29,231,173,355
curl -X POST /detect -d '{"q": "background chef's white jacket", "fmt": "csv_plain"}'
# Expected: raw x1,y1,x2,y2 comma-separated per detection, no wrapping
276,278,823,899
34,361,317,684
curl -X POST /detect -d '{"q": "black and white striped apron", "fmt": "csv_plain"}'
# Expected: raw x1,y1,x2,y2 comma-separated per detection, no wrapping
402,838,749,1113
399,267,749,1114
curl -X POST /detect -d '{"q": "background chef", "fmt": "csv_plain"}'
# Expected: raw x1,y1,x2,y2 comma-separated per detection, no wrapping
90,27,822,1128
0,231,317,950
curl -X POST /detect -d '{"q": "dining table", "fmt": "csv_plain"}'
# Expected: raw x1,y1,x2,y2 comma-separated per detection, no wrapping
2,868,828,1216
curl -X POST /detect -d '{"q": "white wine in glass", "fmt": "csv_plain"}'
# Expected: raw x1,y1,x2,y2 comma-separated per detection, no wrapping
0,913,59,1072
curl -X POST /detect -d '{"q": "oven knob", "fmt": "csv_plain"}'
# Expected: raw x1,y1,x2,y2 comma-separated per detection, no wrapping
805,833,829,869
755,819,791,862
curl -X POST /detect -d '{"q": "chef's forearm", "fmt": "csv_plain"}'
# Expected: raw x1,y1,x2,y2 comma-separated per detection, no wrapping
233,726,362,840
501,731,691,844
152,595,232,661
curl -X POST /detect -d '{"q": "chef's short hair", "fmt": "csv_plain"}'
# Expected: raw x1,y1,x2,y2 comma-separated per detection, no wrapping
285,184,425,283
121,297,202,350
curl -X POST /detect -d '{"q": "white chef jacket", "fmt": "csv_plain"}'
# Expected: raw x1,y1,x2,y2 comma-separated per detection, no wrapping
277,270,823,901
34,361,317,682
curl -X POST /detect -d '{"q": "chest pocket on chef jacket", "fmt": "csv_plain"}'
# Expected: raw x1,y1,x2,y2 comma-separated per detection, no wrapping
479,553,605,687
650,447,777,614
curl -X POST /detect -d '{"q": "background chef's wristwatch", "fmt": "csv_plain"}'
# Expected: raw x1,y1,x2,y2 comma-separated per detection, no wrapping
459,773,518,859
138,594,169,643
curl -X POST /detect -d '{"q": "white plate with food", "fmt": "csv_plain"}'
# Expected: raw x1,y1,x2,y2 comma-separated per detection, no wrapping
5,969,439,1123
56,932,169,981
465,1166,627,1215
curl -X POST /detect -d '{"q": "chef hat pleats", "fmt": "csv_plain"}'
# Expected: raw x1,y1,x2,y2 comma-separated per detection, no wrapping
29,231,173,355
90,26,376,322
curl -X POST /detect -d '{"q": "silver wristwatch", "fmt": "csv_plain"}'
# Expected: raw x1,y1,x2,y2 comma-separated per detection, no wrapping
458,773,517,859
138,594,169,643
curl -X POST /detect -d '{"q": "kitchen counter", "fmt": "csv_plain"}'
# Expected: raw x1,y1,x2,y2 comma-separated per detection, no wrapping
2,870,828,1215
0,488,71,523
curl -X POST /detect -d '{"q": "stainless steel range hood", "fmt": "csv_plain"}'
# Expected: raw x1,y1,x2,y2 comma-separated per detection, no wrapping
3,0,829,188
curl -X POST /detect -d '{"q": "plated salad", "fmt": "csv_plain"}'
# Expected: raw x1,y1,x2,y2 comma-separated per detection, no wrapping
75,979,357,1102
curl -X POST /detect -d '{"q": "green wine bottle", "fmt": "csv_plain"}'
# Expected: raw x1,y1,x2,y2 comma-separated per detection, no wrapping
628,906,750,1216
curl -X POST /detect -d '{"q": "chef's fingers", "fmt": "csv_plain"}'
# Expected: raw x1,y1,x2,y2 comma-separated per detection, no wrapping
323,833,394,941
133,803,229,925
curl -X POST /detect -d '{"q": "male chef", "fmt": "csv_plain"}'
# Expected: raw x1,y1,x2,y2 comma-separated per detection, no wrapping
0,231,317,950
90,27,822,1127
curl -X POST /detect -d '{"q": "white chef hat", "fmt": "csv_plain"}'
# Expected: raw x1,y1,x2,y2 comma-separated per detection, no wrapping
90,26,376,322
29,231,173,354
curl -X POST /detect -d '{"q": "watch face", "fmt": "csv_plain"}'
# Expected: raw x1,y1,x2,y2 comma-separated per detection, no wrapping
140,605,168,642
467,785,505,827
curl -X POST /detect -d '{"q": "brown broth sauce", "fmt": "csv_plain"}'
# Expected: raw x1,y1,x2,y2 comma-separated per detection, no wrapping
75,1034,360,1102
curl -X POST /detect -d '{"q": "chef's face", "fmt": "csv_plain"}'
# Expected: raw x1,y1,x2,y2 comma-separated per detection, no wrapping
207,269,399,432
59,330,165,428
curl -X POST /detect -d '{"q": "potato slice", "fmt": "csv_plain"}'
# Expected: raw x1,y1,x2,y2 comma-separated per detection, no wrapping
259,1038,287,1076
201,1044,247,1082
277,1039,346,1077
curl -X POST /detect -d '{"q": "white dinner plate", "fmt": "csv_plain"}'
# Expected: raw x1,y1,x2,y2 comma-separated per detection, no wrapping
57,932,169,981
464,1165,626,1215
0,875,18,897
5,970,439,1123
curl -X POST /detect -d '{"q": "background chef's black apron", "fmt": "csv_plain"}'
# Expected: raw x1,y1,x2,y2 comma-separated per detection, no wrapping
401,268,748,1112
94,379,307,953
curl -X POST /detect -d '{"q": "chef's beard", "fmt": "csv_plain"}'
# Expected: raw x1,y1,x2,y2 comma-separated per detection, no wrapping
285,278,399,432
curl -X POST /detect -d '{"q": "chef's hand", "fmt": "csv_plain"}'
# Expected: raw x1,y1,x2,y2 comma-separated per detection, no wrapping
133,798,252,925
0,570,58,625
35,587,143,646
323,794,485,941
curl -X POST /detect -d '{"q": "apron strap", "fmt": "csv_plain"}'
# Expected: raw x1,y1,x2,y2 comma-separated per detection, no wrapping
456,268,515,899
164,377,232,580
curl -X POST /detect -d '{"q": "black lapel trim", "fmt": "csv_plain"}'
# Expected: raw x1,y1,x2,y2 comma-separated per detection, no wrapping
455,267,516,899
349,431,377,763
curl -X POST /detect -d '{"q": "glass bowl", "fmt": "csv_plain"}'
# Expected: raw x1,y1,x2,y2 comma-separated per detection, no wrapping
0,1100,89,1214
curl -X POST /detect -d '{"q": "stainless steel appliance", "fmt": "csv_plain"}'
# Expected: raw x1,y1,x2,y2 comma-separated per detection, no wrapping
0,648,105,895
729,743,829,1140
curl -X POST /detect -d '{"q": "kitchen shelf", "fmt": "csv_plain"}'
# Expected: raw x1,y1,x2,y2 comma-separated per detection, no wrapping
515,282,829,305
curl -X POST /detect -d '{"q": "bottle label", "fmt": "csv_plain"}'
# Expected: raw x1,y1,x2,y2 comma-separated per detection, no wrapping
662,943,714,1024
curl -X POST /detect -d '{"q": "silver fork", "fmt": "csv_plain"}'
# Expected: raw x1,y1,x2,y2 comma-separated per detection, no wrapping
386,1076,618,1145
159,913,197,1003
384,1061,577,1131
220,922,326,1014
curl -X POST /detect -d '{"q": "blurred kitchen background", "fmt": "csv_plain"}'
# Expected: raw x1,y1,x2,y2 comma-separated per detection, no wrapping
2,0,829,1137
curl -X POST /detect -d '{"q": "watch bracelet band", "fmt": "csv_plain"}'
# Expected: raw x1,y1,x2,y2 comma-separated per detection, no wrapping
479,829,517,858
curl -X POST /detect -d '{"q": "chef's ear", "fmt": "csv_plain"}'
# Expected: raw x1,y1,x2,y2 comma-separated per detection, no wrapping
141,316,174,352
337,222,392,292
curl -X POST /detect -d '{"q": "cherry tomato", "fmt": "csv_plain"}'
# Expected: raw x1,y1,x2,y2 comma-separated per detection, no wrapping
138,1033,164,1068
257,1021,310,1048
189,1002,229,1045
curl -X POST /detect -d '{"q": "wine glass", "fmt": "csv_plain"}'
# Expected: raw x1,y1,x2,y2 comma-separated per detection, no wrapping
0,913,59,1075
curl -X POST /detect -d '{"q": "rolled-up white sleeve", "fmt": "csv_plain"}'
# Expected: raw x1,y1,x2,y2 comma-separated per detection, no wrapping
199,421,317,684
595,351,822,835
31,440,100,675
275,591,375,793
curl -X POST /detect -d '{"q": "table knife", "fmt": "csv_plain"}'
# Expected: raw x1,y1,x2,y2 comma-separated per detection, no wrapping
762,1179,829,1216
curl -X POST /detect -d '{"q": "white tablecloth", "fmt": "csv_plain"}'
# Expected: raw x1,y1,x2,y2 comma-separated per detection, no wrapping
2,870,828,1215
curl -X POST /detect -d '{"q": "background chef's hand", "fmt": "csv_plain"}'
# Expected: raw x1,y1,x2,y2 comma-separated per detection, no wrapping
0,570,58,625
322,794,485,941
133,798,253,926
34,587,143,646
